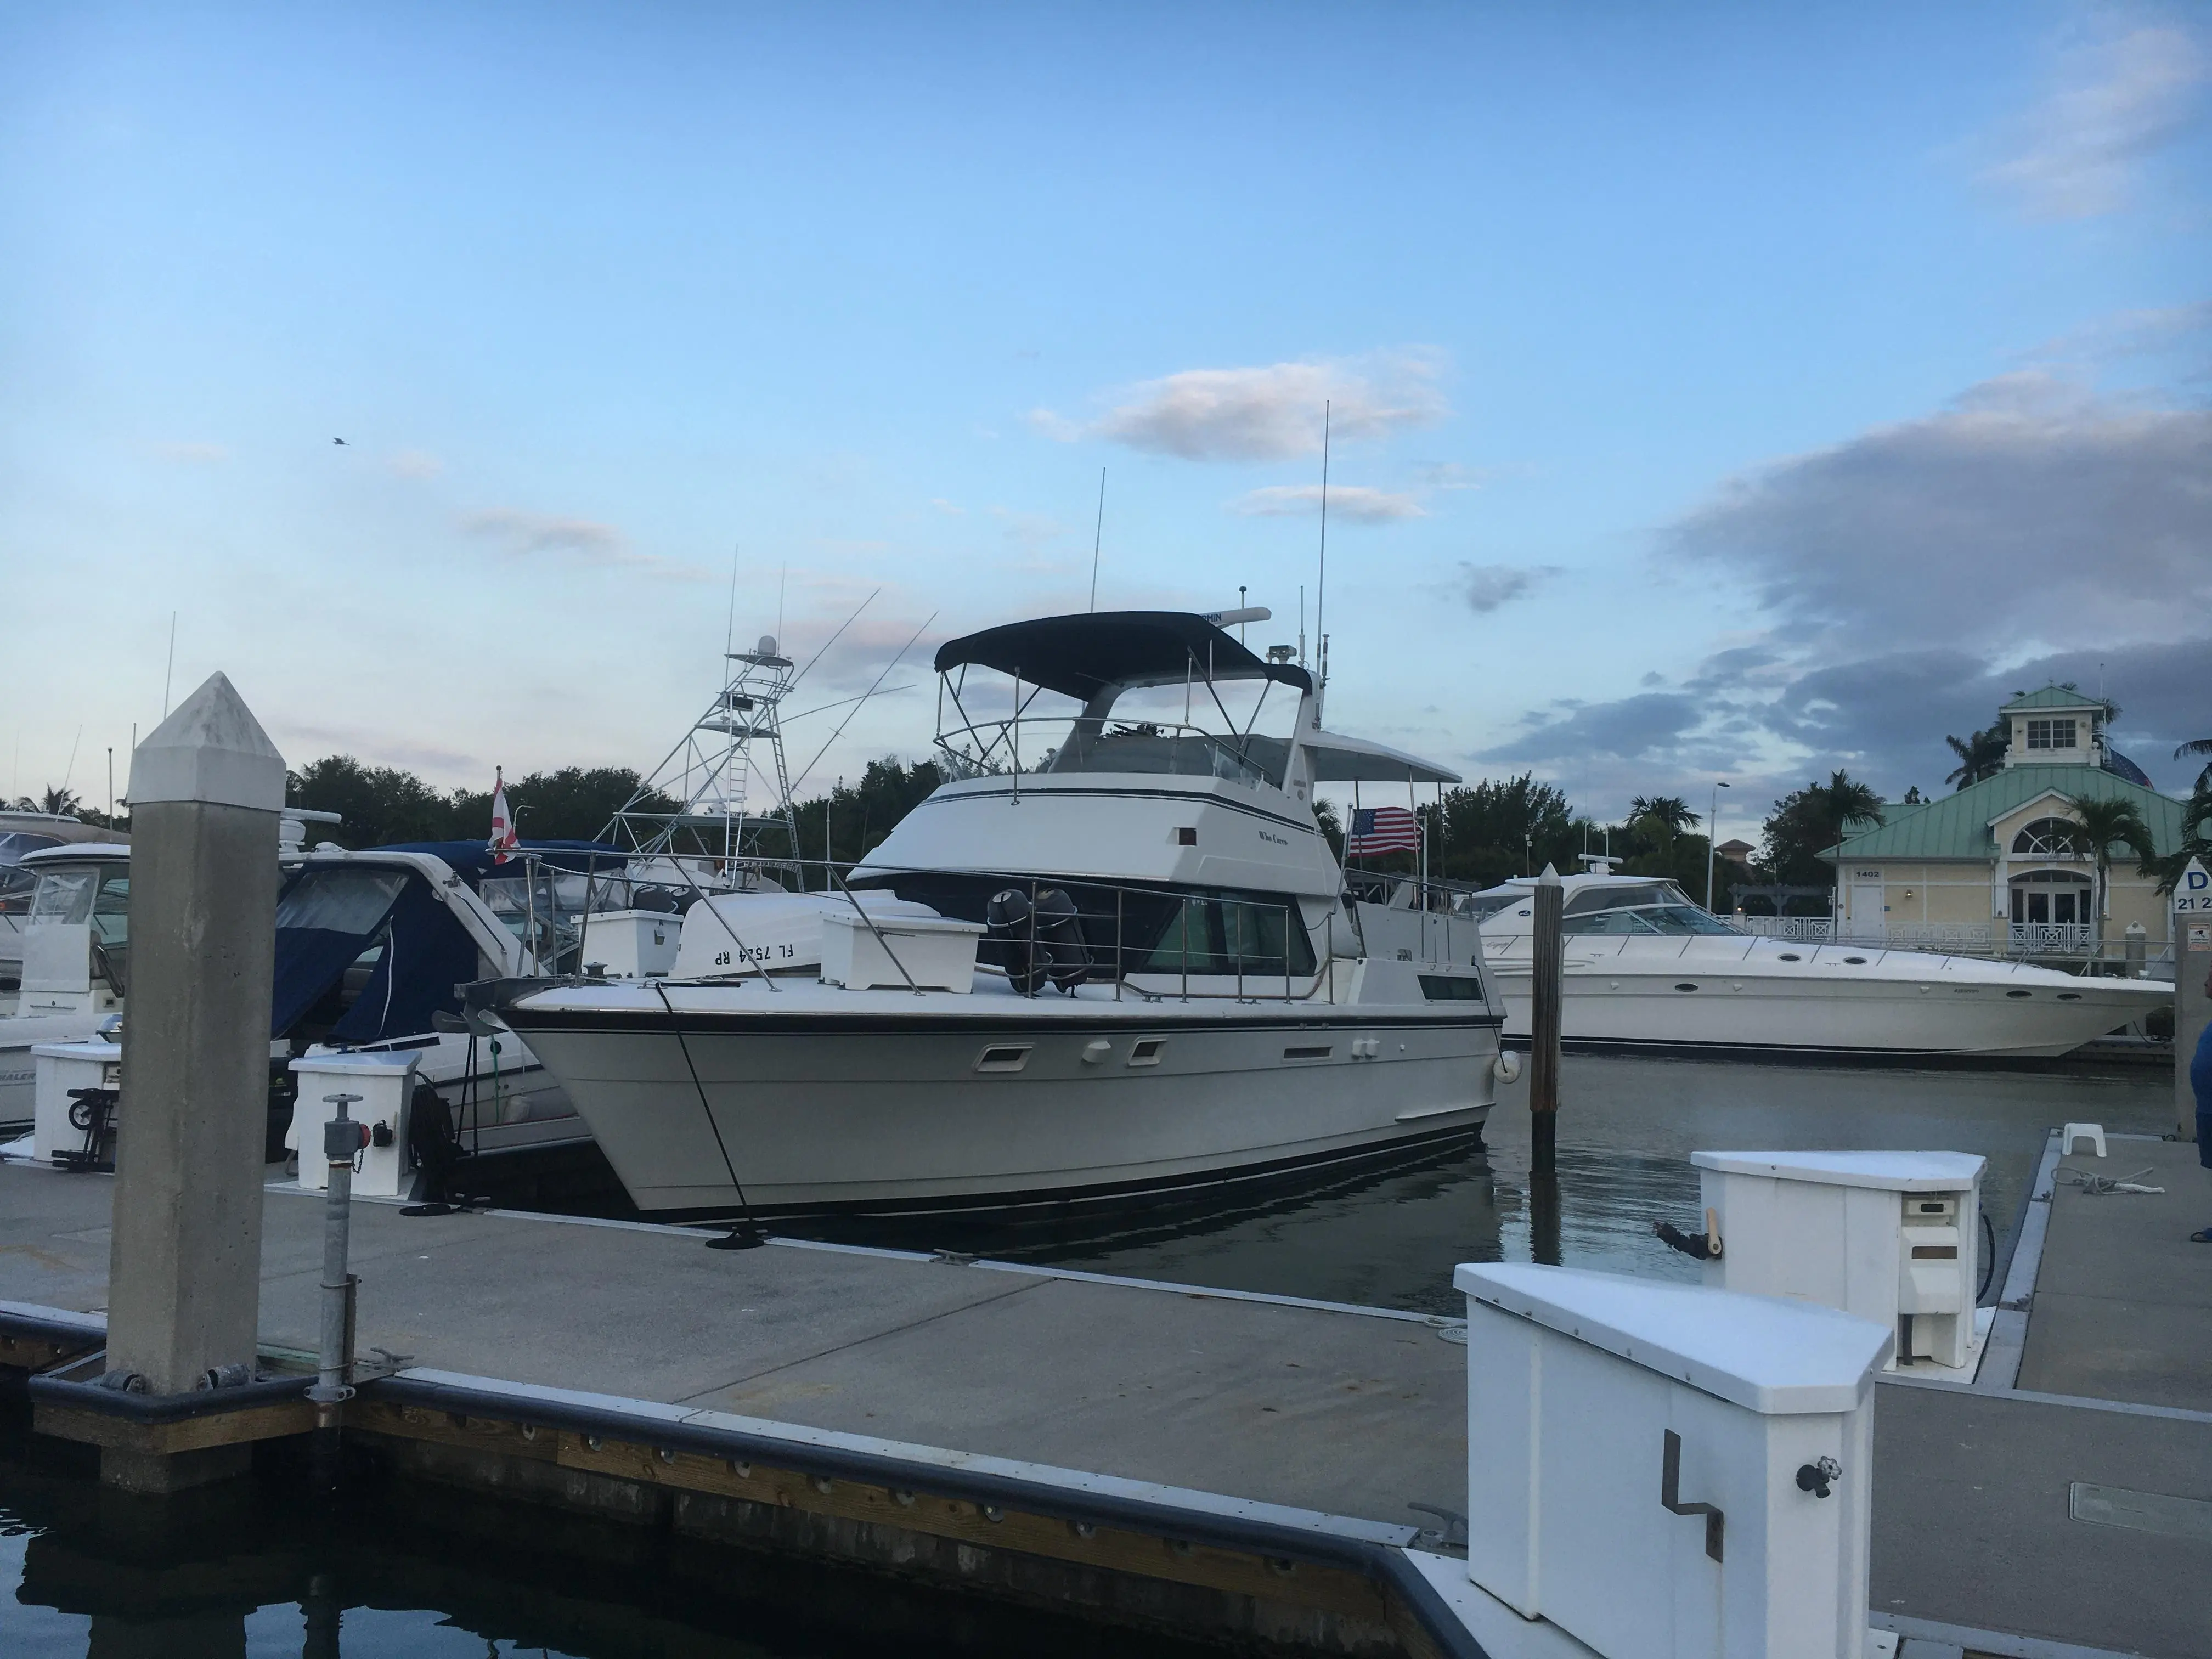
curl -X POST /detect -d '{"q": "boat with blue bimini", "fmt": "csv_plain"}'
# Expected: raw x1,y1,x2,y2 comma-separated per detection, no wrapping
496,607,1507,1220
2,832,674,1169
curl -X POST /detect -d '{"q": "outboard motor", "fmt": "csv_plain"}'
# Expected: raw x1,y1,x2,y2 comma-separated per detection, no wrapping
984,887,1091,996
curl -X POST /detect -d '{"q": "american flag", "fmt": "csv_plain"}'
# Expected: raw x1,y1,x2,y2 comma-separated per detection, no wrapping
1347,805,1420,856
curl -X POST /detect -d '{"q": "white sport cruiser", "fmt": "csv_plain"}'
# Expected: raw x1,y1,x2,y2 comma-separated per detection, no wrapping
1466,872,2168,1059
500,608,1505,1220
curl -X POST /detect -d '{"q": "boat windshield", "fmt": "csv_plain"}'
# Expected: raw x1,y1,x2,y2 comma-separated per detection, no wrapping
27,863,131,947
936,668,1299,789
1561,882,1741,936
1457,891,1525,921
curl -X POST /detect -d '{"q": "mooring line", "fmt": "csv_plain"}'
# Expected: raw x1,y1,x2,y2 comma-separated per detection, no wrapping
652,981,764,1248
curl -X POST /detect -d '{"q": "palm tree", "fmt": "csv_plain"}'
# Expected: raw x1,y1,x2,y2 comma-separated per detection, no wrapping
1627,794,1699,837
35,786,81,818
2061,795,2157,950
1807,770,1884,852
2176,736,2212,792
2141,777,2212,894
1944,726,2007,789
1804,769,1883,917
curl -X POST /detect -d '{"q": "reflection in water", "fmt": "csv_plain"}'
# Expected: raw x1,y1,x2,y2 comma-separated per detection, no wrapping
1527,1171,1562,1268
783,1052,2171,1318
461,1053,2171,1319
0,1410,1219,1659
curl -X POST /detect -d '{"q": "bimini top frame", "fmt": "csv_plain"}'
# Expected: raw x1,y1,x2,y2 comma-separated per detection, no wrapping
933,611,1314,703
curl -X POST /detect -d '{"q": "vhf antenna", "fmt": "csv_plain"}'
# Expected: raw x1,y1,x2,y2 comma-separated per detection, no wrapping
1088,468,1106,612
1315,400,1330,687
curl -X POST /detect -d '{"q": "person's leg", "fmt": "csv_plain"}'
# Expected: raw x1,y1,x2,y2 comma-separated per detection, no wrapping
2196,1110,2212,1243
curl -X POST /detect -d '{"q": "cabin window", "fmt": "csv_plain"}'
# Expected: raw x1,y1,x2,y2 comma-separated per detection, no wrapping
2024,719,2076,750
974,1044,1032,1073
1139,893,1317,978
1418,974,1485,1001
1127,1038,1165,1066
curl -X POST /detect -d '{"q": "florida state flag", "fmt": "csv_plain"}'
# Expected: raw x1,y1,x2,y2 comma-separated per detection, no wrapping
488,768,519,864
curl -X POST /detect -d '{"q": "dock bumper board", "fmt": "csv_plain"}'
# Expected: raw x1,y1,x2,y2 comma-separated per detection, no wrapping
358,1369,1488,1652
26,1372,317,1454
0,1300,107,1373
366,1368,1419,1566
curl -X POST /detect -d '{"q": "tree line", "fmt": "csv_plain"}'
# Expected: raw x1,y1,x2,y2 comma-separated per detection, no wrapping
16,736,2210,910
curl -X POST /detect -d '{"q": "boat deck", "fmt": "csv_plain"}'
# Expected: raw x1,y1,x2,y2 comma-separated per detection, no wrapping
1,1148,2207,1657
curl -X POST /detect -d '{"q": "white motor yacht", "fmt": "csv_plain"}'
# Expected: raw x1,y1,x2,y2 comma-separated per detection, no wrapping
0,843,132,1127
1465,872,2169,1059
500,609,1504,1220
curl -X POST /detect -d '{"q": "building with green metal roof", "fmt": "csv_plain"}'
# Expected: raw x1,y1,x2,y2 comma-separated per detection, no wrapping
1820,685,2188,960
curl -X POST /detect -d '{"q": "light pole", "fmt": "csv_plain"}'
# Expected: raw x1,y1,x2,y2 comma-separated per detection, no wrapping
1705,780,1730,911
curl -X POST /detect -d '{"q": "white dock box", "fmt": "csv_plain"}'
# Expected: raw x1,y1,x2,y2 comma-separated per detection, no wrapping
289,1051,424,1199
31,1040,121,1162
1457,1263,1891,1659
819,910,984,992
1690,1151,1985,1371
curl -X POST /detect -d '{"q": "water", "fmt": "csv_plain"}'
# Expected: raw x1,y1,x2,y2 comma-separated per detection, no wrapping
810,1052,2175,1318
2,1054,2171,1651
0,1414,1218,1658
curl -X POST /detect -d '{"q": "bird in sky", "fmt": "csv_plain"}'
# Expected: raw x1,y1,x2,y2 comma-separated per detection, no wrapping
332,437,347,445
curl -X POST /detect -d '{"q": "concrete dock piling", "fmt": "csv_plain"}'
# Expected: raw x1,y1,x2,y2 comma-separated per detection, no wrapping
100,672,286,1493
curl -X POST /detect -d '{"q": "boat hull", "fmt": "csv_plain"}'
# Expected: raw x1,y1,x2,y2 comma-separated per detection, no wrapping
506,999,1499,1217
1482,938,2168,1058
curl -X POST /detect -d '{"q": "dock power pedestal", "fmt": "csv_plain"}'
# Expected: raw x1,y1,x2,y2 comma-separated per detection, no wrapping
1456,1262,1892,1659
287,1051,424,1200
1686,1151,1986,1372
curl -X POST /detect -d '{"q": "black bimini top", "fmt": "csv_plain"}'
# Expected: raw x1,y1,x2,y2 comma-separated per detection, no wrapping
933,611,1313,703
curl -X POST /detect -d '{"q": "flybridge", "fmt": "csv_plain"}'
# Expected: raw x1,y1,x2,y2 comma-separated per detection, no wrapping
929,608,1457,793
932,610,1314,702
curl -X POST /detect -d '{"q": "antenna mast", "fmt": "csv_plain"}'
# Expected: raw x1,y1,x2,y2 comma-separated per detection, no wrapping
1088,468,1106,612
1315,401,1330,687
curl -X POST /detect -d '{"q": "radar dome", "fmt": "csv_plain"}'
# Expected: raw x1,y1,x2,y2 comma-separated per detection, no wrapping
757,634,778,657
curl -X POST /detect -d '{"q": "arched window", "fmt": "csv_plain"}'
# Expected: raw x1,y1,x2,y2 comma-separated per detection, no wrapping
2010,817,2081,856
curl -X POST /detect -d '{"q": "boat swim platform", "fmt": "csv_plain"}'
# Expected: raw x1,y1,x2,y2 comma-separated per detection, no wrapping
1,1155,2207,1659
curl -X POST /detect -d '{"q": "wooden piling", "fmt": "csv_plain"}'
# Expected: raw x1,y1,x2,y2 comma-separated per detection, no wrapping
1528,864,1563,1177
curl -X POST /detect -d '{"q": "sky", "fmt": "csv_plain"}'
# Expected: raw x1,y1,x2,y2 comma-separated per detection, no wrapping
2,2,2207,844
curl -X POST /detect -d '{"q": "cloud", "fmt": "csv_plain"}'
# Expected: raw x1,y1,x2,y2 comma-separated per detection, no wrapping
1462,367,2212,809
1479,693,1707,766
986,505,1071,567
459,508,712,582
928,498,964,516
388,449,444,479
272,723,486,777
1413,462,1486,491
156,441,228,463
2018,300,2212,369
1233,484,1426,522
1667,372,2212,654
1456,562,1560,613
1981,22,2208,219
1034,351,1449,461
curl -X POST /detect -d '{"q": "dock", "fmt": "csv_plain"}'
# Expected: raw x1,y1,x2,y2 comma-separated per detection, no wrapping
3,1132,2208,1659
